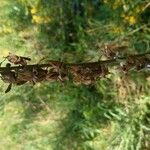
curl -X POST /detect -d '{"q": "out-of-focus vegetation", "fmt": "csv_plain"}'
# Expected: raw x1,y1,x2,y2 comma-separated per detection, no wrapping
0,0,150,149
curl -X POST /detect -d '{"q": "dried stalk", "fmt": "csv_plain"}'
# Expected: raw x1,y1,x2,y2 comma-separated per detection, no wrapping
0,52,150,93
0,52,150,72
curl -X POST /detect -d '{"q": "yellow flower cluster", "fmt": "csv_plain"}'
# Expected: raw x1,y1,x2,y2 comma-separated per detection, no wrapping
103,0,108,4
0,27,13,34
112,26,124,34
32,15,43,24
31,6,51,24
103,0,145,26
32,15,51,24
112,0,122,9
31,7,38,14
103,0,123,9
123,15,137,25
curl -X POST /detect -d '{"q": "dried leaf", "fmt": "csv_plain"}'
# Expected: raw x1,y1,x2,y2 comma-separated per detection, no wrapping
1,68,16,84
6,52,31,66
46,72,59,82
32,67,47,82
102,43,128,59
17,68,33,82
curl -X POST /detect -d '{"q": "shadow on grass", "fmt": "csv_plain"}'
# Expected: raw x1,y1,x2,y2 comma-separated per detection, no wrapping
0,79,126,149
52,82,122,150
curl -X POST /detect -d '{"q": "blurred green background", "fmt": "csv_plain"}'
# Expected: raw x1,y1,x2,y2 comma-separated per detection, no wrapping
0,0,149,149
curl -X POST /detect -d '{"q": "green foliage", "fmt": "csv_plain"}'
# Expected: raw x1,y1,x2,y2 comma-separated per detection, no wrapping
0,0,150,150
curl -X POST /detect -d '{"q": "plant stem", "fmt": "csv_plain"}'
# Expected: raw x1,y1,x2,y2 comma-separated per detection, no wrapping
0,52,150,72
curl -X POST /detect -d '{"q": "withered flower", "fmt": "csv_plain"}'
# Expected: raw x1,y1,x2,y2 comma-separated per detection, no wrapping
16,67,48,85
46,72,60,82
32,67,47,83
47,60,68,82
0,63,16,83
46,70,68,82
73,75,93,85
135,56,150,71
0,64,29,93
6,52,31,66
71,64,109,85
48,60,64,72
16,68,36,85
0,63,16,93
102,43,128,59
120,55,150,73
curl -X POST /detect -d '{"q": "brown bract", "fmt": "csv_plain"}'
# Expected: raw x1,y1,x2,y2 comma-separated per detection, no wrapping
6,52,31,66
102,43,128,59
70,64,109,85
120,55,150,72
16,67,47,85
0,64,27,93
46,71,68,82
1,70,16,83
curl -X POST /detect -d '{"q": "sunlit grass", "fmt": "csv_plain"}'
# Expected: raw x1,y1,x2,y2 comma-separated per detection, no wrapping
0,0,149,150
